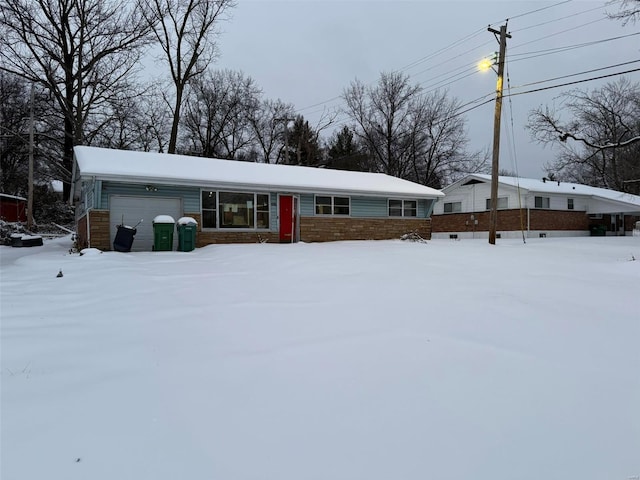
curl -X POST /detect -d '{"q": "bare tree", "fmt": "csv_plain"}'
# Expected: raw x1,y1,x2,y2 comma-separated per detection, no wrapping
527,78,640,192
343,72,485,187
607,0,640,24
249,99,296,164
182,69,260,159
406,89,488,188
142,0,236,154
0,72,32,195
0,0,154,201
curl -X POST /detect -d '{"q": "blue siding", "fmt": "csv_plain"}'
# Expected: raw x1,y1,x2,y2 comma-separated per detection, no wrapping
100,182,200,212
300,195,434,218
76,179,101,216
351,196,387,217
97,183,435,225
300,194,315,216
422,199,435,217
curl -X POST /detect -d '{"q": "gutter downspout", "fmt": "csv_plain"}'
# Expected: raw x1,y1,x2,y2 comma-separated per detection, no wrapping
527,207,530,235
86,207,92,248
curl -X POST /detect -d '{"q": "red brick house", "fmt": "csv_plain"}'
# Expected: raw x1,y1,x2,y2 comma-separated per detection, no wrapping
432,174,640,239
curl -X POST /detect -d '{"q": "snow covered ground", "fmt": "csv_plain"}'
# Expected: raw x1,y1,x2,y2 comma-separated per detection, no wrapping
1,236,639,480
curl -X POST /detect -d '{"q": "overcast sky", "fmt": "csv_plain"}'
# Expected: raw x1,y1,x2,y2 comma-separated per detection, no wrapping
214,0,639,180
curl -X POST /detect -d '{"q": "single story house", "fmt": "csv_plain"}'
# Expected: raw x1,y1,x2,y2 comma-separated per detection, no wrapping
431,174,640,239
73,146,444,251
0,194,27,223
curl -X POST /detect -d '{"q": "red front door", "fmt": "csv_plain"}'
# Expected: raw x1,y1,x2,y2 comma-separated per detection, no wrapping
279,195,297,243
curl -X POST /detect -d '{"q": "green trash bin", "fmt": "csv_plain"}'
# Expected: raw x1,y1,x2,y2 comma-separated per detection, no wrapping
176,216,198,252
153,215,175,251
590,224,607,236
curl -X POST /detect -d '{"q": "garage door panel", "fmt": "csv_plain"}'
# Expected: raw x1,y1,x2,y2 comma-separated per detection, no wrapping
109,196,182,251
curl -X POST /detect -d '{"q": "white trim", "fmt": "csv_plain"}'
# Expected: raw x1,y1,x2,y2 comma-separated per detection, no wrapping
314,194,351,216
388,198,418,217
200,189,271,231
0,193,27,201
277,193,300,243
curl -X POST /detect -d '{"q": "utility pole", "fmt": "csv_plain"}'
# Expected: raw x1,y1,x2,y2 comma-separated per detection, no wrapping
488,24,511,245
27,84,34,230
275,117,295,164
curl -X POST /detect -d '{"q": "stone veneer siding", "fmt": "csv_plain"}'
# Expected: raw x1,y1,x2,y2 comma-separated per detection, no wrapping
432,209,590,233
300,216,432,242
80,210,434,249
189,213,280,245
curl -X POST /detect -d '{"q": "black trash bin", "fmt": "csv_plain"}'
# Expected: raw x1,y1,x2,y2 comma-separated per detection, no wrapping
113,225,137,252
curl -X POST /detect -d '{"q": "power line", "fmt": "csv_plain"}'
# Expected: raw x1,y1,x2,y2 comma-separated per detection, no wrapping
492,0,572,23
294,1,635,124
508,59,640,91
504,67,640,98
508,31,640,62
512,4,607,33
511,17,609,51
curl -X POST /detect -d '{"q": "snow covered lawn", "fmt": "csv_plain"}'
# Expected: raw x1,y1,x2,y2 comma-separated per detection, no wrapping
1,236,639,480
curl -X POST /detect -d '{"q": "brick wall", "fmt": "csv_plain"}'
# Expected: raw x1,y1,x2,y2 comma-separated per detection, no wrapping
196,214,431,245
76,210,111,250
300,216,432,242
88,210,111,250
81,210,430,249
529,209,590,230
432,209,590,233
625,215,640,231
187,213,280,246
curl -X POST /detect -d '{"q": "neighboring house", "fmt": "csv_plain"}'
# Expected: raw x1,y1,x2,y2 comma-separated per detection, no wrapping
432,174,640,239
73,146,444,251
0,194,27,223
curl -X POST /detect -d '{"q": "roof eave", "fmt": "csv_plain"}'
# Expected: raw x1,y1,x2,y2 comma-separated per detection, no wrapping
79,173,444,199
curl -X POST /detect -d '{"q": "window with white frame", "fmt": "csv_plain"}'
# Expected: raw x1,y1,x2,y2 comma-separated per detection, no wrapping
535,196,550,209
315,195,350,215
443,201,462,213
389,199,417,217
485,197,508,210
201,191,270,229
201,191,217,228
567,198,574,210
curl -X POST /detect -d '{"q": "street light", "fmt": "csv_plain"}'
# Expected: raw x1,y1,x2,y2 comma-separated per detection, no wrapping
477,55,496,73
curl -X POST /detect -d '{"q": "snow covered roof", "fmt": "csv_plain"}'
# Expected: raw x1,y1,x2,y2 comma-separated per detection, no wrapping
0,193,27,201
74,146,444,199
447,174,640,210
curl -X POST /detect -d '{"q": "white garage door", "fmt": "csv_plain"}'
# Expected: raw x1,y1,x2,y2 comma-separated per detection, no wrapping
109,196,183,251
